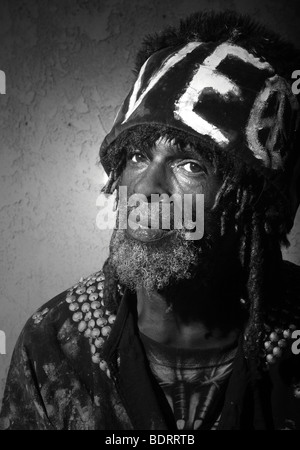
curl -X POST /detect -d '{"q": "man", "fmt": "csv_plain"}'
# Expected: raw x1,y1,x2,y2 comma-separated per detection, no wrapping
1,10,300,430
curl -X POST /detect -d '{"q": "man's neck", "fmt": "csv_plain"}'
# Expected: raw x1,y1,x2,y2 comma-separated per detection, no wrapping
136,286,243,350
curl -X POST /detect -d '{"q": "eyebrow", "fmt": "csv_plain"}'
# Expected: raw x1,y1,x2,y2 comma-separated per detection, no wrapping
154,139,213,163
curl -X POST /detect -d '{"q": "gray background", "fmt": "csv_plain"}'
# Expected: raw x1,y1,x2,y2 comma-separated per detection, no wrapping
0,0,299,409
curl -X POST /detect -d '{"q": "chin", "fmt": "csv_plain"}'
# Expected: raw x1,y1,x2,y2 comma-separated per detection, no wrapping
109,228,211,292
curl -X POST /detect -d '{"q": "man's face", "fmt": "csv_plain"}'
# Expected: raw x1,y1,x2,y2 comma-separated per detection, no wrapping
109,136,223,292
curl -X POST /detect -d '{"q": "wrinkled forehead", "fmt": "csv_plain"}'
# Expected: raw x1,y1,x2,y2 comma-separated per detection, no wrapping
101,40,299,173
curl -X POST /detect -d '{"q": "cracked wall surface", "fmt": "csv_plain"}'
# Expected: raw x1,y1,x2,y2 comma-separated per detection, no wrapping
0,0,300,411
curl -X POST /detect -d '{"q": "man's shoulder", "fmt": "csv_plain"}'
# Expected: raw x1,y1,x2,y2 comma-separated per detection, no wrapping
1,268,125,430
19,268,120,358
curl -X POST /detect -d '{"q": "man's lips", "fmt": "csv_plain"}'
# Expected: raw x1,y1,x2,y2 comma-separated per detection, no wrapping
126,217,174,242
126,227,174,242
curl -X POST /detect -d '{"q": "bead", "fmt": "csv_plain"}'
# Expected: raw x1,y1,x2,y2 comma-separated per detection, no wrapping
273,347,282,357
96,275,105,282
95,337,105,348
76,286,86,295
270,332,279,342
97,282,104,290
266,354,276,364
84,328,92,338
78,294,88,303
88,319,95,329
93,309,104,318
101,326,111,337
264,341,272,351
84,311,92,321
41,308,49,315
108,315,116,325
72,312,83,322
89,293,99,302
106,369,111,379
78,321,87,332
283,329,292,339
275,327,283,334
32,313,42,320
91,328,101,338
92,353,101,364
91,344,96,354
81,303,90,313
99,360,107,371
69,302,79,312
66,295,76,303
294,387,300,399
177,419,185,430
34,317,43,324
86,286,96,294
105,310,112,316
278,339,287,348
91,300,101,310
96,317,107,327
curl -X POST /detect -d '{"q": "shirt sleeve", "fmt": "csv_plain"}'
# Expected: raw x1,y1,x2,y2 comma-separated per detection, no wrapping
0,326,54,430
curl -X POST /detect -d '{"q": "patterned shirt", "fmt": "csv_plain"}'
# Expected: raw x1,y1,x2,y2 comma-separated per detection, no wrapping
140,332,237,430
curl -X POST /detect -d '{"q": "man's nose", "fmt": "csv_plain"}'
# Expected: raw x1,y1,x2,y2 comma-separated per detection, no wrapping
132,161,171,198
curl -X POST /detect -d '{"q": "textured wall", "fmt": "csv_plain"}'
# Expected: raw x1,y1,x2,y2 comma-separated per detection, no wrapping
0,0,300,410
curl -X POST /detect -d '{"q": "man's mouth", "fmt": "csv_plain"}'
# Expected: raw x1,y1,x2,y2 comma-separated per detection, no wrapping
126,216,175,242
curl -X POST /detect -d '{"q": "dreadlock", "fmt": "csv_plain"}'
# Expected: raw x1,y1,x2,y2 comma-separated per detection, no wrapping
212,165,289,362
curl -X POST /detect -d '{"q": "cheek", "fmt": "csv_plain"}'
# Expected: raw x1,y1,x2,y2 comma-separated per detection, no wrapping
174,177,221,209
204,177,222,208
119,165,135,195
119,161,150,195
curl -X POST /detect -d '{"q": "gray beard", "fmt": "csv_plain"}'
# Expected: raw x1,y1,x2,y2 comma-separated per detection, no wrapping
109,227,215,292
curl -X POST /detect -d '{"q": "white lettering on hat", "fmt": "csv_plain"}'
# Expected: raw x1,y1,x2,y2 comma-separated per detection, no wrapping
122,42,202,124
246,75,299,169
174,43,273,146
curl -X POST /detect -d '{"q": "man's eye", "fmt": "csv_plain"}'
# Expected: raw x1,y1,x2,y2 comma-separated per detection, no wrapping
130,152,146,163
181,162,204,174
